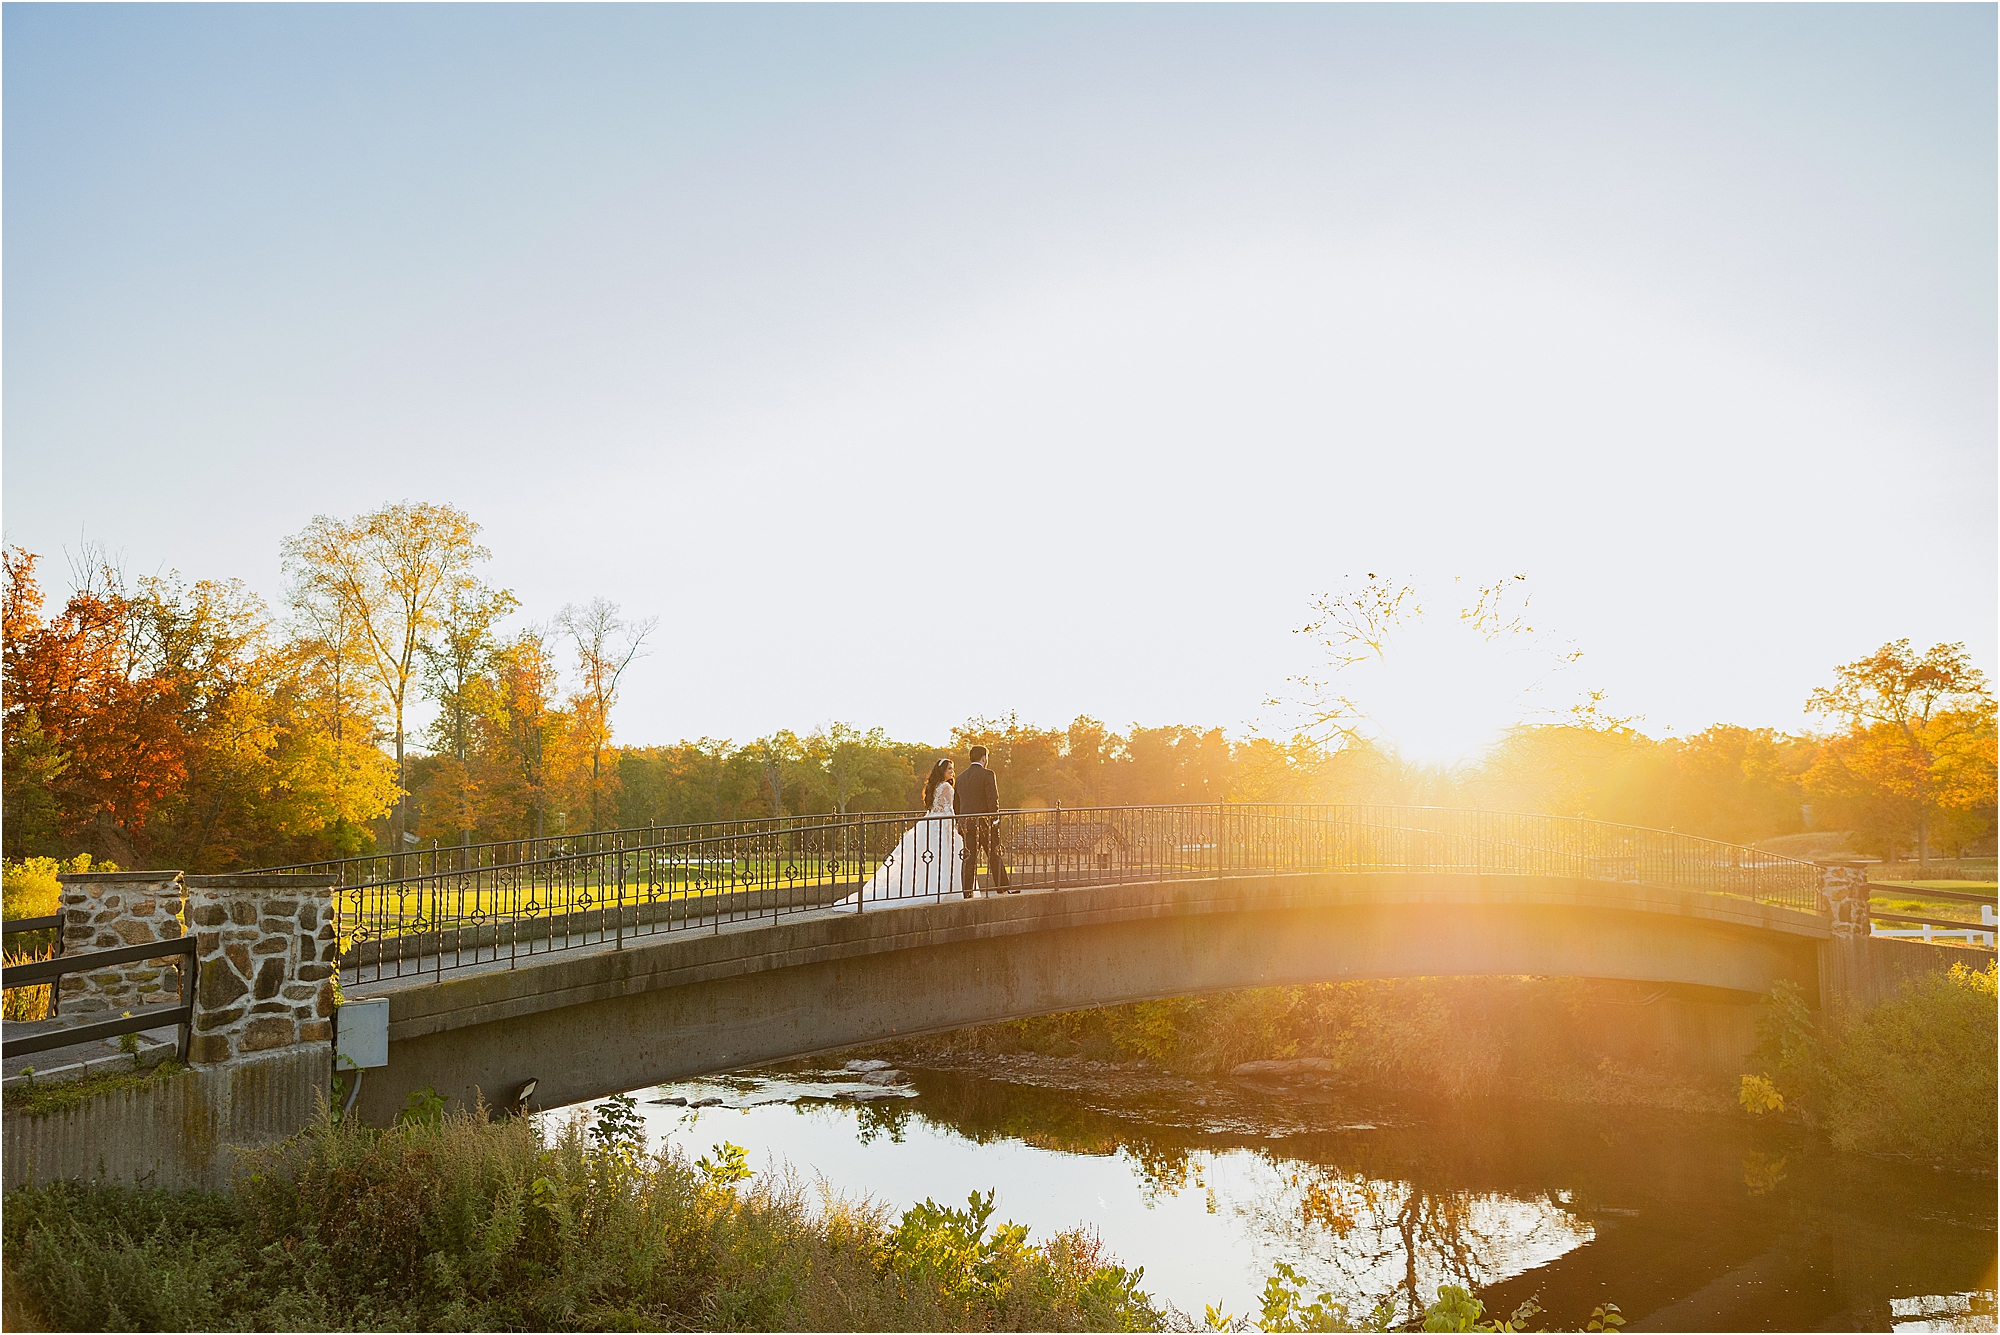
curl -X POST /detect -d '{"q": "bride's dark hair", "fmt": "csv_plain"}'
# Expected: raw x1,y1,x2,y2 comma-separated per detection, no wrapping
921,757,952,808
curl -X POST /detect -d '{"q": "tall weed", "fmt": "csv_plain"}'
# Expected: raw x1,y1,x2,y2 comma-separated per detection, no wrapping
4,1106,1169,1331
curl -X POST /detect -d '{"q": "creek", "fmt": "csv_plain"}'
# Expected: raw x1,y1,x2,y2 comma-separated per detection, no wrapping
552,1056,1996,1332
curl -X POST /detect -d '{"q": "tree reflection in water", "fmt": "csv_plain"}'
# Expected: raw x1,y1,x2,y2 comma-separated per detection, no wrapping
1244,1160,1592,1325
810,1066,1593,1320
680,1056,1995,1328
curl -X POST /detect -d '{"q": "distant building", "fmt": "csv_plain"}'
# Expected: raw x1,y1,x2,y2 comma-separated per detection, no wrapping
1007,820,1131,876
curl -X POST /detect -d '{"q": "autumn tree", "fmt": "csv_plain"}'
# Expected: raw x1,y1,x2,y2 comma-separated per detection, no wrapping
283,502,491,848
272,570,401,861
1804,641,1997,868
3,546,396,867
2,549,70,854
555,598,656,831
2,550,202,860
474,626,574,840
418,581,517,847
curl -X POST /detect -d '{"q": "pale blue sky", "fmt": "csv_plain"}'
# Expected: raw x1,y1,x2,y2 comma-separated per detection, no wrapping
5,4,1994,755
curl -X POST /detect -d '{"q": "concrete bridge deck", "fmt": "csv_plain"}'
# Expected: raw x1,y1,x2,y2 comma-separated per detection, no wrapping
347,869,1838,1124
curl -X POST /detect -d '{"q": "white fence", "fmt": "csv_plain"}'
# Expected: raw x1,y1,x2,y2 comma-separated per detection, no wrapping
1871,902,1996,949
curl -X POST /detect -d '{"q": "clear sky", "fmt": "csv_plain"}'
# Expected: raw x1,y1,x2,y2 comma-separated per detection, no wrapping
5,4,1993,759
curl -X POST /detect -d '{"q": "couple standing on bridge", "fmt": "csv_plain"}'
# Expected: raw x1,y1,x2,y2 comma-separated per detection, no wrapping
844,747,1011,904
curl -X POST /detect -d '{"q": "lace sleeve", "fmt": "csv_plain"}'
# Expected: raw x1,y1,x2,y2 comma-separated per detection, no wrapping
933,781,954,813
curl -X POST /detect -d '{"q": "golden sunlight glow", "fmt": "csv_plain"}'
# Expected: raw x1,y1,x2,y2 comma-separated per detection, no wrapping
1292,576,1590,767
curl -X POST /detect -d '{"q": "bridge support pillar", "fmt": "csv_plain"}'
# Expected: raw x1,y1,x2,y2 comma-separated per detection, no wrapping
6,875,339,1193
52,870,190,1019
1813,858,1876,937
183,875,339,1065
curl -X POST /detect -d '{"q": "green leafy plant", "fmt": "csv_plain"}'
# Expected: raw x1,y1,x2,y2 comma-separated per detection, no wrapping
695,1139,751,1186
117,1015,143,1067
1742,963,1997,1159
1253,1261,1391,1332
393,1085,445,1127
1418,1285,1541,1332
587,1093,645,1151
1737,1073,1783,1115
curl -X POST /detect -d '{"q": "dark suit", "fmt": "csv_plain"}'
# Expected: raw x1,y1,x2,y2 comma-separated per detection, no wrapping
953,762,1009,892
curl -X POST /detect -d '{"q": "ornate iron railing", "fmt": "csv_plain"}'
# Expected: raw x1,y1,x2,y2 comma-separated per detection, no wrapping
254,813,836,887
333,805,1824,987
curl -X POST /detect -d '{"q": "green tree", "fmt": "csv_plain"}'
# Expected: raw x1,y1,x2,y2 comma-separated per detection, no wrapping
810,722,910,815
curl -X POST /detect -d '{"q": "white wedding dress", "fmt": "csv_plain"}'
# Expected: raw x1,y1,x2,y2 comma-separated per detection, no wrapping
844,781,964,905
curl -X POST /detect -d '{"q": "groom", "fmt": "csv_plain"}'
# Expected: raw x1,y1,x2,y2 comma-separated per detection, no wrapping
954,745,1012,896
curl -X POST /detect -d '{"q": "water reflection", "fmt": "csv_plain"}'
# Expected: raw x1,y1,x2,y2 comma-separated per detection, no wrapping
557,1058,1996,1330
1242,1164,1591,1325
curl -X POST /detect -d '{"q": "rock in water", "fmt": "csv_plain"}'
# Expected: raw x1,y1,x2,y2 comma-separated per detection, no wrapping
1230,1057,1341,1080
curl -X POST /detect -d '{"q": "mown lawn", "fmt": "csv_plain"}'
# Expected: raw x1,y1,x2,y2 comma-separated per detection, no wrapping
1869,880,1996,926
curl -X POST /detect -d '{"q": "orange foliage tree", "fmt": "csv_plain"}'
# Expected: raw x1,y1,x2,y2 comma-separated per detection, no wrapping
1804,641,1997,867
2,546,397,868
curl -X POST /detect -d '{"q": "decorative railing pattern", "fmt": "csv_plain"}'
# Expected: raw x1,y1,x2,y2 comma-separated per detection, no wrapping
331,804,1824,987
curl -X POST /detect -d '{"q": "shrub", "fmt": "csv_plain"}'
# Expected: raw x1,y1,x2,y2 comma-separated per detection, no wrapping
2,853,112,1020
903,977,1603,1099
3,1106,1170,1331
2,853,111,921
1746,962,1997,1163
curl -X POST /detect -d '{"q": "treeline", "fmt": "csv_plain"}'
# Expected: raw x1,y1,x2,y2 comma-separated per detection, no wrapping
599,665,1994,861
2,502,652,871
5,501,1993,869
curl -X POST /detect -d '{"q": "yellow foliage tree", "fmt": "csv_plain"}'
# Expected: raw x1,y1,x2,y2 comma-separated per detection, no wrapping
283,502,492,848
1804,641,1996,867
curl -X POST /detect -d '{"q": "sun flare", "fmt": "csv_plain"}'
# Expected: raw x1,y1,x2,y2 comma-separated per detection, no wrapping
1289,576,1590,767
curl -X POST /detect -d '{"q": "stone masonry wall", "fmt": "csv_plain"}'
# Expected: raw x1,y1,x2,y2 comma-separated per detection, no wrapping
53,871,191,1017
1815,858,1875,937
185,875,338,1064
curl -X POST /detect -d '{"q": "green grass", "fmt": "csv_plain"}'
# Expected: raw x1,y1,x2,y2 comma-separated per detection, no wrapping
1872,879,1996,895
5,1060,188,1119
1869,880,1996,925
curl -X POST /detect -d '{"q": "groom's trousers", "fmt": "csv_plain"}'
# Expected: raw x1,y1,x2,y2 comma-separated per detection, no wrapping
960,817,1010,893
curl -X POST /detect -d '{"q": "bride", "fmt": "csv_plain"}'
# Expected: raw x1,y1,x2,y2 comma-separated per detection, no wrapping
845,758,964,905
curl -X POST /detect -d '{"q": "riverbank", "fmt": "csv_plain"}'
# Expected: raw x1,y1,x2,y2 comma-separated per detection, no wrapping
626,1054,1995,1329
7,1046,1994,1331
857,977,1745,1117
6,973,1990,1330
861,966,1999,1157
1,1103,1168,1332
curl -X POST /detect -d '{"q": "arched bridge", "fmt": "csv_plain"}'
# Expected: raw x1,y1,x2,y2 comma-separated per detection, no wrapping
313,804,1926,1123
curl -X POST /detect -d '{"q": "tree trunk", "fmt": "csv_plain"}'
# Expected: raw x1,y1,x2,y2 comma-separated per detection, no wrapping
393,701,407,866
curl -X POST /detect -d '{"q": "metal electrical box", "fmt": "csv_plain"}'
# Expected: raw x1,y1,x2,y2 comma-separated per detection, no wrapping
336,998,389,1069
